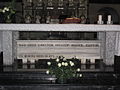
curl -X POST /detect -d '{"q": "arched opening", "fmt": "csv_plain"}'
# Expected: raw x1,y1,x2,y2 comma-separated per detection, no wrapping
97,7,119,24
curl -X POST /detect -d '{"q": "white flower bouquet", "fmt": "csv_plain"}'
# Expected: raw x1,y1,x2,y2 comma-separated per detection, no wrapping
46,56,81,83
0,0,15,23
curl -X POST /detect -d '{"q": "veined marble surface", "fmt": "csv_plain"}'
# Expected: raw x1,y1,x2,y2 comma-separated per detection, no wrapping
105,32,116,65
0,24,120,31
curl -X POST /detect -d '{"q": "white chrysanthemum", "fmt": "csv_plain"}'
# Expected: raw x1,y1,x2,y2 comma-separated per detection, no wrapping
46,70,49,74
64,62,68,66
77,68,81,72
4,7,8,10
2,10,5,13
47,62,51,65
56,58,59,62
70,62,74,66
62,62,65,66
6,8,9,11
69,61,73,64
58,63,61,67
79,74,82,77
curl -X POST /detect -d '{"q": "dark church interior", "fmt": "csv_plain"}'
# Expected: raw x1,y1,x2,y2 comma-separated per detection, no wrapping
0,0,120,90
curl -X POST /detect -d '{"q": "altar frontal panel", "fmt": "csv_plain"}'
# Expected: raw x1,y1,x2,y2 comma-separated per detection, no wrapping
17,40,101,60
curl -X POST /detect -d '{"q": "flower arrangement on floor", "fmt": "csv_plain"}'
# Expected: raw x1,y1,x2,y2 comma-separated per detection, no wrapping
46,56,82,84
0,0,16,23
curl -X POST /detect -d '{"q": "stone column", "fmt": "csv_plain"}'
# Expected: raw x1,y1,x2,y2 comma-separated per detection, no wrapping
12,31,19,60
0,31,3,52
98,32,106,60
115,32,120,56
12,31,19,71
2,31,13,71
105,32,116,65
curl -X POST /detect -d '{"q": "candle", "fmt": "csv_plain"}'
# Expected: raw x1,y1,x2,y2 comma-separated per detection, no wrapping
97,15,104,24
108,15,111,22
98,15,102,21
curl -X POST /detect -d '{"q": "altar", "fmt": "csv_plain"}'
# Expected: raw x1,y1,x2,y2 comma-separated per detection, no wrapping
0,24,120,90
0,24,120,72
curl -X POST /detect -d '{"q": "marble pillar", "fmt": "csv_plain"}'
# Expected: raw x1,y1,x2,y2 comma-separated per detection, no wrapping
12,31,19,60
105,32,116,65
115,32,120,56
98,32,106,60
2,31,13,65
0,31,3,52
98,32,117,65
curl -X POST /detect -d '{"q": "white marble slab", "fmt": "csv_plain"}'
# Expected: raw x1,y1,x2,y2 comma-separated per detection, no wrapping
0,24,120,31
